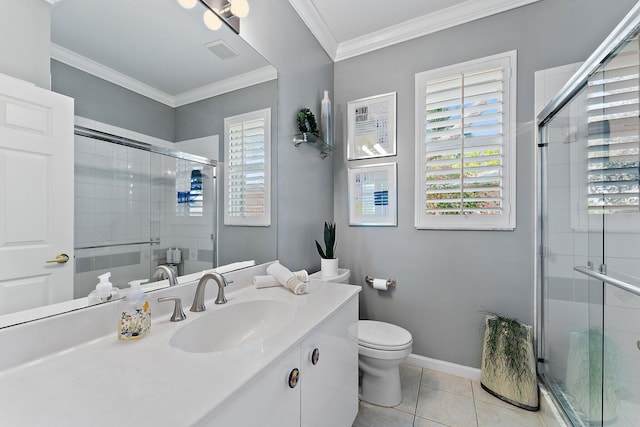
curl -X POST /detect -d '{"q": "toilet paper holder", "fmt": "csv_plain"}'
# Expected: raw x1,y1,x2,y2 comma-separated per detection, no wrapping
364,275,397,288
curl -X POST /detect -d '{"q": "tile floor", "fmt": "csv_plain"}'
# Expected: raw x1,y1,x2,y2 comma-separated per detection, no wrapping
352,364,544,427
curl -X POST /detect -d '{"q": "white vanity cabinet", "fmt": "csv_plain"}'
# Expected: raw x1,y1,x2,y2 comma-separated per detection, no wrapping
300,297,358,427
203,295,358,427
200,346,302,427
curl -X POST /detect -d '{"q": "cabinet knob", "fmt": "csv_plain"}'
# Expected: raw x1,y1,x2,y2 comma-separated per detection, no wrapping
288,368,300,388
310,348,320,366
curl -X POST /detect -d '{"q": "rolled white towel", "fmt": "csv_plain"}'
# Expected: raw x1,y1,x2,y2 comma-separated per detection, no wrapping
253,270,310,289
295,269,310,283
266,262,308,295
253,275,280,289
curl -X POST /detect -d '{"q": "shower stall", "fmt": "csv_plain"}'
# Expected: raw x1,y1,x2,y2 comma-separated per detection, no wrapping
73,127,217,298
537,4,640,426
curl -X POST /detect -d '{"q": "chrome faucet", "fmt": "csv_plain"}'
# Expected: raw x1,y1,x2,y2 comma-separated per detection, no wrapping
151,265,178,287
190,272,228,312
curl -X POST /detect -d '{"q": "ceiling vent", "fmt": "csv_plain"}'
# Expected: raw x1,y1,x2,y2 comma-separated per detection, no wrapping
205,40,238,60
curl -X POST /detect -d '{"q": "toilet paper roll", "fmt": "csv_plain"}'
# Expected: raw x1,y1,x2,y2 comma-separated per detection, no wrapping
372,278,388,290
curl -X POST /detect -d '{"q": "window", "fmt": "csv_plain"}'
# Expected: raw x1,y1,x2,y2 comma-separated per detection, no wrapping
224,108,271,226
586,38,639,214
415,51,516,230
569,36,640,231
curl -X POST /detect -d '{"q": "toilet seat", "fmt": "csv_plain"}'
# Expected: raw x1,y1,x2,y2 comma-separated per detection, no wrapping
358,320,412,351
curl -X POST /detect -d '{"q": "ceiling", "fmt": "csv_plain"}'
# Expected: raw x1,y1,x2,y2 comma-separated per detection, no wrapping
48,0,540,107
50,0,275,107
289,0,542,61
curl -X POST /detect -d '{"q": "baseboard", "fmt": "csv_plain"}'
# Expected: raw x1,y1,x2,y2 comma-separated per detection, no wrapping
405,353,481,381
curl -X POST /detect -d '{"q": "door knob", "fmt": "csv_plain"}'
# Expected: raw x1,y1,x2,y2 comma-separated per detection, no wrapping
46,253,69,264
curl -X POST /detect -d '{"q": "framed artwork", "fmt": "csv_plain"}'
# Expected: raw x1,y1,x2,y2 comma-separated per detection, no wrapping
348,162,397,226
347,92,397,160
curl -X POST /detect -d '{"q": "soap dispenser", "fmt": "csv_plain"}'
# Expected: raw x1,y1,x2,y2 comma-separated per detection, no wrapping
88,272,120,305
118,280,151,341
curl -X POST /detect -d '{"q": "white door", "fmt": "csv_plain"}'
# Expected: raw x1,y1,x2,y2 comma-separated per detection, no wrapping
0,73,74,315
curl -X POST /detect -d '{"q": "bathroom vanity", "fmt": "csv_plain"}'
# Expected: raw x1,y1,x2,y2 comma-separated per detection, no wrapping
0,264,360,427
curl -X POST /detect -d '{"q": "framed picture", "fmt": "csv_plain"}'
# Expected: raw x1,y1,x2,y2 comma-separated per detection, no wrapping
347,92,397,160
348,163,397,226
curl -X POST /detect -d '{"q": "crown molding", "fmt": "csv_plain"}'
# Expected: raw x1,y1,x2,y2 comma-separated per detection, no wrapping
51,43,176,106
51,44,277,108
173,65,278,107
287,0,338,59
290,0,541,62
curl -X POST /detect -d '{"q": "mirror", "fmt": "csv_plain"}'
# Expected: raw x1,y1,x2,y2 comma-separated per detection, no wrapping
0,0,277,327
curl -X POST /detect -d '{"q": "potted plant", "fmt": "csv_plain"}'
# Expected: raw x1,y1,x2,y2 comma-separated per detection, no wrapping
480,314,539,411
315,221,338,278
565,328,619,424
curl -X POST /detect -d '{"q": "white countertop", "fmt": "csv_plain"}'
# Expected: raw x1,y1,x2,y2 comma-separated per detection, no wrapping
0,280,360,427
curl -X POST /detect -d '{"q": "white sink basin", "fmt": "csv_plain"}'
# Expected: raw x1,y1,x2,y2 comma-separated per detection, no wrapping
169,299,297,353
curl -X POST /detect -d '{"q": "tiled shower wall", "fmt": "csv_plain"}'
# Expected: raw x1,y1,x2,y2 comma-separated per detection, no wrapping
74,134,216,298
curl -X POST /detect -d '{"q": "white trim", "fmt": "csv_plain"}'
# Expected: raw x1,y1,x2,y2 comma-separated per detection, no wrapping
224,108,272,227
173,66,277,107
51,44,277,108
289,0,540,61
287,0,338,60
406,353,481,381
414,50,517,231
51,43,175,106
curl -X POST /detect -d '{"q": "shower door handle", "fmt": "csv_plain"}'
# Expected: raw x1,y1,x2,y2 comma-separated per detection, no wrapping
46,253,69,264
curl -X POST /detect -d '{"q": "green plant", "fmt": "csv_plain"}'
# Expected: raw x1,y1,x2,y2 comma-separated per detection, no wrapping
315,221,336,259
297,108,319,137
483,314,532,397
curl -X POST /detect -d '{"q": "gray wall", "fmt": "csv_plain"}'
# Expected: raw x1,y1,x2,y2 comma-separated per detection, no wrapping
241,0,334,272
175,81,278,265
332,0,637,367
0,0,50,89
51,60,176,142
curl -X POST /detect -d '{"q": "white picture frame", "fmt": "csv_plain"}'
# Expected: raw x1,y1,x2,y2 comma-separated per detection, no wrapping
348,162,397,226
347,92,397,160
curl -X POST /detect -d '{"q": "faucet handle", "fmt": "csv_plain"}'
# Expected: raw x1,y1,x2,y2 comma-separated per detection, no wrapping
158,296,187,322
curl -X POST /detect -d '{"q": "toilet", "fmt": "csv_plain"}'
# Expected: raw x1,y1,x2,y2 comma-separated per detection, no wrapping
310,268,414,407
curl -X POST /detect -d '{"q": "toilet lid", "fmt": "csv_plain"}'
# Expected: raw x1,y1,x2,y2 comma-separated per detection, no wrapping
358,320,412,350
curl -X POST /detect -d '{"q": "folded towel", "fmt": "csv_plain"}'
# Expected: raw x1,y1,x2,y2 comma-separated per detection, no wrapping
253,270,310,289
266,263,307,295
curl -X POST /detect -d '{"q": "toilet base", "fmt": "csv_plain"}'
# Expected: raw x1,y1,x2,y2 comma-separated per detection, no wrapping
359,364,402,407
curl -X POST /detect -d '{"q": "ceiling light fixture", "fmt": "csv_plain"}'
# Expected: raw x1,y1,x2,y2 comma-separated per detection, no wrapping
198,0,249,34
203,9,222,30
230,0,250,18
177,0,198,9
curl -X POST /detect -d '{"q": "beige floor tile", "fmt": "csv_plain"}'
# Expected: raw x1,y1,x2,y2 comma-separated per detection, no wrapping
421,369,473,397
413,416,448,427
475,401,543,427
388,364,421,415
471,380,522,411
352,401,414,427
395,371,420,415
400,363,422,385
416,385,477,427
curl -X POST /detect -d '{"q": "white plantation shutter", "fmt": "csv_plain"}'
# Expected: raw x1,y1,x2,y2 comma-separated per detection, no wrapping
586,37,640,214
224,108,271,226
415,51,516,230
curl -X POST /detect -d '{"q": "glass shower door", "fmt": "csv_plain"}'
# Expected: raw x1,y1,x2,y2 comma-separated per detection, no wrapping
540,29,640,427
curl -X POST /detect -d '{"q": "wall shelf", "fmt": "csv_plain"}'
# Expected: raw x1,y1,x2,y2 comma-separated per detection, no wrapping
293,132,333,159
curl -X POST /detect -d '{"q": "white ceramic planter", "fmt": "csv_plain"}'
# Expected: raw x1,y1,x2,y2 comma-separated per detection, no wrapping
320,258,339,278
